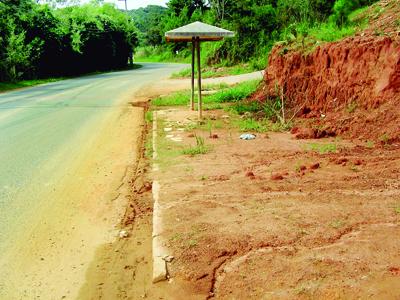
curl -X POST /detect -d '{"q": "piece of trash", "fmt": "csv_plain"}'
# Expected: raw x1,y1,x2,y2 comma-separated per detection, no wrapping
162,255,174,263
164,128,172,132
240,133,256,140
166,134,174,138
119,230,129,238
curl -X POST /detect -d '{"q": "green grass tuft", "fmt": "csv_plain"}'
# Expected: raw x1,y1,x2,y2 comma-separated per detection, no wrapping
206,80,260,103
306,143,337,154
366,140,375,148
0,78,65,93
231,101,263,115
182,135,209,155
330,219,345,229
380,133,390,145
346,101,358,113
145,111,153,123
152,79,260,107
152,91,190,106
236,118,269,133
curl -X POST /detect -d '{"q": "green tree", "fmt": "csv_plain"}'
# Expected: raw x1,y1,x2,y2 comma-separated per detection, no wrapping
3,21,34,81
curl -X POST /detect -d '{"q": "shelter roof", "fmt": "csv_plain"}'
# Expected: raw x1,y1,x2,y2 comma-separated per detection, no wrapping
165,21,234,42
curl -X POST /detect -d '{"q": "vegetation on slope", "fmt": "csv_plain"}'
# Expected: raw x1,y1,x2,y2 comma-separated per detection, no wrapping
0,0,380,87
131,0,378,69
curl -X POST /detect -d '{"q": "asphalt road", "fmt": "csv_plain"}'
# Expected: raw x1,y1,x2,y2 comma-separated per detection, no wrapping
0,63,185,298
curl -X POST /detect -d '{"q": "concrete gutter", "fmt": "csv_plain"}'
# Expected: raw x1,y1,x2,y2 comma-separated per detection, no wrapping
151,111,169,283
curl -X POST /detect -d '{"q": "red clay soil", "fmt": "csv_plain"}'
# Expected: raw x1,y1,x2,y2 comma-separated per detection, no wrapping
256,0,400,143
154,108,400,299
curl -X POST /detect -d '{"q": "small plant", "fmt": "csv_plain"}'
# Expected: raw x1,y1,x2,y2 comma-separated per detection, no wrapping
204,103,223,110
188,239,198,247
184,166,194,172
380,133,390,145
231,100,263,115
200,175,208,181
269,121,293,132
145,134,153,158
182,135,209,155
207,120,213,137
184,123,196,131
306,143,337,154
295,162,306,173
330,219,345,229
350,165,359,172
169,232,183,242
346,101,358,113
374,29,385,36
206,80,261,103
202,82,229,91
263,97,282,120
394,205,400,214
145,111,153,123
237,118,269,132
366,140,374,148
152,91,190,106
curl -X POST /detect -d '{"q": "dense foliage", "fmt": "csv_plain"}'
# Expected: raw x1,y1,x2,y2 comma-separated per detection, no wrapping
131,0,377,67
0,0,138,82
0,0,378,82
128,5,167,47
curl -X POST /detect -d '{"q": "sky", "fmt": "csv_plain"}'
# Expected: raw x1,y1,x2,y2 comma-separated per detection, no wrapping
105,0,169,10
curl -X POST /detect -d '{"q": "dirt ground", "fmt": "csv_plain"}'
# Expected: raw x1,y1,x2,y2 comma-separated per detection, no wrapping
153,107,400,299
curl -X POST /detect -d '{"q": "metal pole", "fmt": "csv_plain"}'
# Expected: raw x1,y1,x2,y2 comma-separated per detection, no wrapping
196,37,202,120
124,0,127,11
191,37,195,110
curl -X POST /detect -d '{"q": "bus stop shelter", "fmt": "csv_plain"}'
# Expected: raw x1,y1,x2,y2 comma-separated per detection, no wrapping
165,21,234,119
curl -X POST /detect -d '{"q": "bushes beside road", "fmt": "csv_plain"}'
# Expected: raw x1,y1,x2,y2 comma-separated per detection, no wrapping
0,0,138,82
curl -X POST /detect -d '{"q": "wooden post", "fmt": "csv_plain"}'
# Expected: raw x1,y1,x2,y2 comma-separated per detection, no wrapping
191,37,195,110
196,37,202,120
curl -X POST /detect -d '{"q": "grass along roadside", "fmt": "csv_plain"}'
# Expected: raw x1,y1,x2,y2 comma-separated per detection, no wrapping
0,78,65,93
171,63,261,79
152,78,292,134
152,80,260,107
0,64,143,93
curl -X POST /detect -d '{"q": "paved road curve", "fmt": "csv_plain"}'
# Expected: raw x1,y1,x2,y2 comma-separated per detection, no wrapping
0,63,185,298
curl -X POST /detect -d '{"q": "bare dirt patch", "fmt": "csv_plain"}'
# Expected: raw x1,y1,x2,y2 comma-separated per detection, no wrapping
153,107,400,299
77,112,193,300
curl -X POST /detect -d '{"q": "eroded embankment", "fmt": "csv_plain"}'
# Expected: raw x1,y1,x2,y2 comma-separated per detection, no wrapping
256,0,400,143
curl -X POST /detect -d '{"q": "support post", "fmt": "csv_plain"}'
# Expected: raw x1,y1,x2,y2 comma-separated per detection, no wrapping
191,37,195,110
196,37,202,120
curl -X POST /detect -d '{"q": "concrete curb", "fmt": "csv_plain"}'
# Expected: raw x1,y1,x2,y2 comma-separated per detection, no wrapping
151,111,169,283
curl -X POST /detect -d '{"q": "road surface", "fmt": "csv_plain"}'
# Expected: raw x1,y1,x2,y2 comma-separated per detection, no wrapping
0,63,185,299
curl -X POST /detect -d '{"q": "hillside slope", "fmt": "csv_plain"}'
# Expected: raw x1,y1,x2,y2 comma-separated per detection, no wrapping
259,0,400,143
